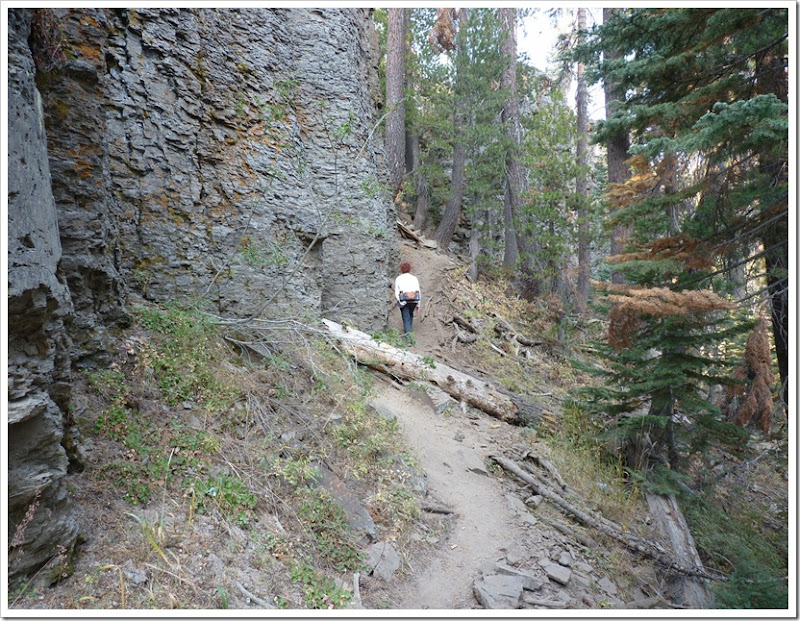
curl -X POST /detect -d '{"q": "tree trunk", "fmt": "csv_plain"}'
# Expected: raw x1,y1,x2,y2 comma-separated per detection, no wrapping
321,318,521,423
575,7,591,313
467,210,482,283
500,7,523,270
434,8,468,252
603,8,631,285
755,48,789,412
646,494,712,608
385,8,406,198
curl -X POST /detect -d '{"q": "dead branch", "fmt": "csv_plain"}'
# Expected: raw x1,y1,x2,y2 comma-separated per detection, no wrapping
453,324,478,344
453,314,478,333
521,448,567,490
489,454,727,582
546,518,603,552
235,582,275,609
421,502,454,514
397,219,437,248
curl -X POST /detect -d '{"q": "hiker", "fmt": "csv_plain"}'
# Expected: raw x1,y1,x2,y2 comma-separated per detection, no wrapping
394,262,421,334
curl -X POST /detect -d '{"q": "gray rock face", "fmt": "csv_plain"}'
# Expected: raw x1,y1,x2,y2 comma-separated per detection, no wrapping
38,7,396,331
7,8,80,588
7,6,395,589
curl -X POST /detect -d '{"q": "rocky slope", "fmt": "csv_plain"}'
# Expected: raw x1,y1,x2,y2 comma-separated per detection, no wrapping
7,7,396,588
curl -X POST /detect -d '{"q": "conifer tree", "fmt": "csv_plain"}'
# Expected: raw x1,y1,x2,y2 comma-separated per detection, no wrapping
571,8,789,480
581,8,789,412
385,8,406,198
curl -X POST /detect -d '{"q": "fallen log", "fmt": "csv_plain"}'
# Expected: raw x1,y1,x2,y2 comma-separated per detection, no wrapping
321,319,521,424
397,219,437,248
489,454,727,583
521,447,567,490
646,493,712,608
546,518,604,552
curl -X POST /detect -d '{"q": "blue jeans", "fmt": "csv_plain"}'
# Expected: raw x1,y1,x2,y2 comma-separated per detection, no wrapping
400,302,417,333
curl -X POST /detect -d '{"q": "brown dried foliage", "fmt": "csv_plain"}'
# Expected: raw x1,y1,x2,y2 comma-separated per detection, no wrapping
29,9,68,73
428,8,458,52
606,234,715,271
726,319,775,433
594,281,734,351
10,491,41,549
604,155,659,210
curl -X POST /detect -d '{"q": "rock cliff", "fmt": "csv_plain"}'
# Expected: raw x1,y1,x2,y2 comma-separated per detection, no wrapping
7,7,396,587
8,9,80,586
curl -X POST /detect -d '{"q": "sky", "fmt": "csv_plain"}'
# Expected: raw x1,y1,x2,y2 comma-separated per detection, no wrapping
518,6,607,120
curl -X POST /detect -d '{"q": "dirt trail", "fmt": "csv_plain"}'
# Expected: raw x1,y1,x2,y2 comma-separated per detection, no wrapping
371,239,541,609
370,383,532,609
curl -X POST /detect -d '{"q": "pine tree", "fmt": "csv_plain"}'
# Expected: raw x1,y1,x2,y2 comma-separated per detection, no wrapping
499,7,523,270
385,8,406,198
601,8,631,286
574,7,591,312
582,8,789,411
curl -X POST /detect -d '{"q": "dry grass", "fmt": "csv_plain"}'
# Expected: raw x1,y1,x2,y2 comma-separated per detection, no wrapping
14,297,423,611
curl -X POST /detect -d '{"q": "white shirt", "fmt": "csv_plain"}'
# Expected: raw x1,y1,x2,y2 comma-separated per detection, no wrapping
394,273,421,303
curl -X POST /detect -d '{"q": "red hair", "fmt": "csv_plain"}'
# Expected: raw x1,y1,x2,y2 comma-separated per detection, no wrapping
400,262,412,273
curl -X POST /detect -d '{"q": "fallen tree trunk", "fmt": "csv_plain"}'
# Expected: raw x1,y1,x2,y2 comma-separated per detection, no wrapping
646,493,712,608
321,319,521,423
489,454,726,583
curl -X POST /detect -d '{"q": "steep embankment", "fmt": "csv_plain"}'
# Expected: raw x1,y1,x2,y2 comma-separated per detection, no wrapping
7,6,395,590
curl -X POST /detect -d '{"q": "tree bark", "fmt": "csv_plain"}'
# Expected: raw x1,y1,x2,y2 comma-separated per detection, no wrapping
434,9,468,252
645,493,712,608
500,7,523,270
755,47,789,412
385,8,406,198
603,8,631,285
321,318,521,423
575,7,591,313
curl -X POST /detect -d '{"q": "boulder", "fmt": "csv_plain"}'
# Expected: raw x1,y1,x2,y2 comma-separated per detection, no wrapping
365,542,401,581
309,463,377,543
494,562,544,592
473,574,525,609
542,561,572,586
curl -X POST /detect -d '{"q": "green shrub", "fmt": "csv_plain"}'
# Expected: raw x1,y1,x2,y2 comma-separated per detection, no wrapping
684,495,788,608
298,490,365,573
289,563,351,609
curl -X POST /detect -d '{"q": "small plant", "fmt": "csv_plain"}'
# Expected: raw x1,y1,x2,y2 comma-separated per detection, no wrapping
132,303,237,409
289,563,351,609
421,356,437,369
298,489,365,573
335,111,356,141
271,455,316,487
359,175,385,199
190,473,257,527
216,586,229,609
241,240,289,269
87,369,127,399
102,462,154,506
371,328,408,349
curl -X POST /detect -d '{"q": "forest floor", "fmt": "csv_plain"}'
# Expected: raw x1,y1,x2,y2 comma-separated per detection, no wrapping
10,226,789,614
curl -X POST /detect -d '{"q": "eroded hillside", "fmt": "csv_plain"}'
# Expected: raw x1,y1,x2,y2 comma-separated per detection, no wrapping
9,234,788,611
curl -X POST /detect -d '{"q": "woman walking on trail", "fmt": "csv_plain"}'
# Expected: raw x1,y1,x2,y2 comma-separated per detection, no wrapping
394,262,421,334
